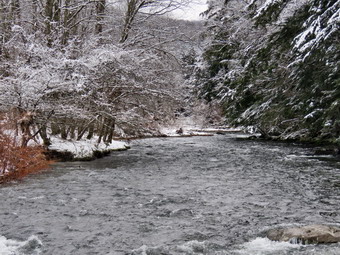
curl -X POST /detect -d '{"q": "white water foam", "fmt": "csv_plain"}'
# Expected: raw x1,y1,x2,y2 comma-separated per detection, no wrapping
131,244,170,255
235,237,302,255
0,235,42,255
176,240,207,253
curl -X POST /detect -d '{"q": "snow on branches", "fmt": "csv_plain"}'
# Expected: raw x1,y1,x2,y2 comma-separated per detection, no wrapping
293,0,339,57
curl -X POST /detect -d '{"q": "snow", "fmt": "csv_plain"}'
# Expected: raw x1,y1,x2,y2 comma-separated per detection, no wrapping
160,126,210,136
294,25,314,50
240,99,272,120
303,109,321,120
160,116,243,137
324,120,332,127
195,127,242,133
253,0,283,20
160,126,243,136
48,136,128,159
246,0,257,9
293,2,340,56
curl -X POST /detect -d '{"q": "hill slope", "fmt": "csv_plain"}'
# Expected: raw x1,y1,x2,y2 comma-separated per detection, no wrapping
196,0,339,143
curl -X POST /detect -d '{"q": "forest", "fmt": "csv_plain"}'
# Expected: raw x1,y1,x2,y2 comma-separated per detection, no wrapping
0,0,339,178
0,0,207,179
196,0,339,142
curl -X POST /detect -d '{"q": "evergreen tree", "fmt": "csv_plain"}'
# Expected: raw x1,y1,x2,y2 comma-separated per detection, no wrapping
196,0,340,142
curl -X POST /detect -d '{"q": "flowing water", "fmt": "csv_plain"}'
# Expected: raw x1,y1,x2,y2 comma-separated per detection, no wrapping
1,135,340,255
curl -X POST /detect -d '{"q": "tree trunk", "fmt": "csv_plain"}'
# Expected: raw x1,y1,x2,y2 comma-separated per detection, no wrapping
104,118,115,143
87,124,94,140
45,0,54,38
97,117,105,143
69,125,76,139
51,122,60,135
77,123,86,140
11,0,21,24
95,0,106,34
61,0,71,45
39,125,51,146
60,125,67,139
120,0,144,43
45,0,60,46
31,0,39,32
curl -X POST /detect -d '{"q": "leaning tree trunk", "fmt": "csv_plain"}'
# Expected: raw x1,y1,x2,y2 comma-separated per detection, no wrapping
39,125,51,146
119,0,145,43
104,118,115,143
45,0,60,46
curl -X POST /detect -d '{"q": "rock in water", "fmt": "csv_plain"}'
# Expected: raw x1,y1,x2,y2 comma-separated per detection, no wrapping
267,225,340,244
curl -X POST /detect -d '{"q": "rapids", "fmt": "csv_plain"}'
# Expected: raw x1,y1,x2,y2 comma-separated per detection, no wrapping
0,135,339,254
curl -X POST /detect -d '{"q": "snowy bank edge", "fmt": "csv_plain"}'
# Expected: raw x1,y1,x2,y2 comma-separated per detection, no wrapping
47,136,129,161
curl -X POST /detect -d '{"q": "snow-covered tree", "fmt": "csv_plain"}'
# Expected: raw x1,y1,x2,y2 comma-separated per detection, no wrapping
1,0,204,144
195,0,340,141
118,0,193,43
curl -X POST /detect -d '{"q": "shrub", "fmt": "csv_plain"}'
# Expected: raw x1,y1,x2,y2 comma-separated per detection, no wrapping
0,117,51,183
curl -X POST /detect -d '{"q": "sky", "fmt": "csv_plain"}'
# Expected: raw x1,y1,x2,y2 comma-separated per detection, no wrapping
171,0,208,20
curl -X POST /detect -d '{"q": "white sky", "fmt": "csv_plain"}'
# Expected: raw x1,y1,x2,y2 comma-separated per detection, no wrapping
171,0,208,20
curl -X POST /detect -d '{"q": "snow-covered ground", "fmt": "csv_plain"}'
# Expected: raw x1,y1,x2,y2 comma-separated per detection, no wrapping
160,126,212,136
47,124,248,160
48,136,128,159
160,117,245,137
160,126,245,136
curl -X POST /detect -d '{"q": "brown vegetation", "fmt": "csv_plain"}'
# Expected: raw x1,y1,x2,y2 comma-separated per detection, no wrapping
0,113,52,183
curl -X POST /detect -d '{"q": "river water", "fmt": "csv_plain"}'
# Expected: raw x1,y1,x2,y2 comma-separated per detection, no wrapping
0,135,340,255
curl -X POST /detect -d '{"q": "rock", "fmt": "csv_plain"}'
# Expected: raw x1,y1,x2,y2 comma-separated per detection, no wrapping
176,128,183,135
267,225,340,244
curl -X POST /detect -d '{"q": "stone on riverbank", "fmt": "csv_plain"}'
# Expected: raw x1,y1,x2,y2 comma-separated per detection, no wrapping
267,225,340,244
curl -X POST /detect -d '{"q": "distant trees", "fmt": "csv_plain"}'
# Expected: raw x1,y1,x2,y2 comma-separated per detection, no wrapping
0,0,196,46
119,0,192,43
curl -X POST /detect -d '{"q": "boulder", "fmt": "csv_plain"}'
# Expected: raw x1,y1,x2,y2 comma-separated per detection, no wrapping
267,225,340,244
176,128,183,135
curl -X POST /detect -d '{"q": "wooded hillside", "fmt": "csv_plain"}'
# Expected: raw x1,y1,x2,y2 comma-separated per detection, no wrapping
0,0,203,144
195,0,339,142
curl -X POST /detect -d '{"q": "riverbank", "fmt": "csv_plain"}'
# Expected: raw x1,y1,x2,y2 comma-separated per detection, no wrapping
46,136,130,161
43,124,340,163
44,129,204,162
45,126,244,161
0,127,236,183
241,131,340,157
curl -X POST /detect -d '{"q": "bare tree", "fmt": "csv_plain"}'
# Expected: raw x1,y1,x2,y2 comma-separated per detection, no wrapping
119,0,192,43
95,0,106,34
0,0,205,143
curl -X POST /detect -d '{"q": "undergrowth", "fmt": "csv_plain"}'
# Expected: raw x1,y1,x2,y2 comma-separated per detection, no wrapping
0,114,52,183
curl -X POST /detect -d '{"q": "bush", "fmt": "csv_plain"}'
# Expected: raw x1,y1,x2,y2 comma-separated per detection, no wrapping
0,118,51,183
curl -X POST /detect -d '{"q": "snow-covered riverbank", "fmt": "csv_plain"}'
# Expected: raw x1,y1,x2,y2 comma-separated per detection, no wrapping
46,126,247,161
48,136,129,161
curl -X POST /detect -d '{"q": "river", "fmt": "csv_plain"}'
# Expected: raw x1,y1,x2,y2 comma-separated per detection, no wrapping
0,135,340,254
